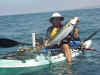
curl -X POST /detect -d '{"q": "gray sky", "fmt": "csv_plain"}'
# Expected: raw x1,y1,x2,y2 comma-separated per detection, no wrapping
0,0,100,16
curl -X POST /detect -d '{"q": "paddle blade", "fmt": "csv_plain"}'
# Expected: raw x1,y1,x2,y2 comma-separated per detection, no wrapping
0,38,31,48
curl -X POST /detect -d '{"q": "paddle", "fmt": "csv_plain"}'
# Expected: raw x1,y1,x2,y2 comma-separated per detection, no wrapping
0,38,32,48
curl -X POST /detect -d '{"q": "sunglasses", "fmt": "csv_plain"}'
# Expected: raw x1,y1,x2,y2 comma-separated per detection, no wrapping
51,18,62,23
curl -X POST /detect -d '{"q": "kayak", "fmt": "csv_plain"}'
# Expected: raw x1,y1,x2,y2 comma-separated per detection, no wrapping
0,40,92,68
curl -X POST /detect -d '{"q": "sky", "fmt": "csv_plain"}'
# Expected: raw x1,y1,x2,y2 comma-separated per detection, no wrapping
0,0,100,16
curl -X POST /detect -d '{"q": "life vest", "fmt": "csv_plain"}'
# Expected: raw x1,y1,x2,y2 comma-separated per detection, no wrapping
50,27,58,39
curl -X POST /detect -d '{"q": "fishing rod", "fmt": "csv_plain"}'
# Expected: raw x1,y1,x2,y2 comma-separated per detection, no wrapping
83,28,100,42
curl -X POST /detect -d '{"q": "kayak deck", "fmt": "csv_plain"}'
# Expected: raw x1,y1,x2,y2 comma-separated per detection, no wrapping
0,49,81,68
0,40,92,68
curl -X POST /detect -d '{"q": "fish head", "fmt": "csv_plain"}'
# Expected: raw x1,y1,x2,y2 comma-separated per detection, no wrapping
70,17,80,25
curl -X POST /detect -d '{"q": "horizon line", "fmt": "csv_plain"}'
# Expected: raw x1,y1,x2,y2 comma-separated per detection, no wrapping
0,7,99,17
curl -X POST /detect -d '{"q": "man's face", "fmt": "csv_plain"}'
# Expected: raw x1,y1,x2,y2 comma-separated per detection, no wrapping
52,18,61,26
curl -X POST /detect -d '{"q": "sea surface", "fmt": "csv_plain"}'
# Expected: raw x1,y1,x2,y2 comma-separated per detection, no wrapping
0,8,100,75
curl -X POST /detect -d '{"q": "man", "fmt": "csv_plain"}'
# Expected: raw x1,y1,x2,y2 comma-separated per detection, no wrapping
45,12,80,63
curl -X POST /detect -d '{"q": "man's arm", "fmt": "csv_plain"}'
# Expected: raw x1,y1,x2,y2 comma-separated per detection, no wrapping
73,26,80,40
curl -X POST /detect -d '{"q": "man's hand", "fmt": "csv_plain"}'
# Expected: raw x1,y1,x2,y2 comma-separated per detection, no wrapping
44,40,49,47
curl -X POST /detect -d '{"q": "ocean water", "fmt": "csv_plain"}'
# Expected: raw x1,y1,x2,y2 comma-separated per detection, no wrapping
0,8,100,75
